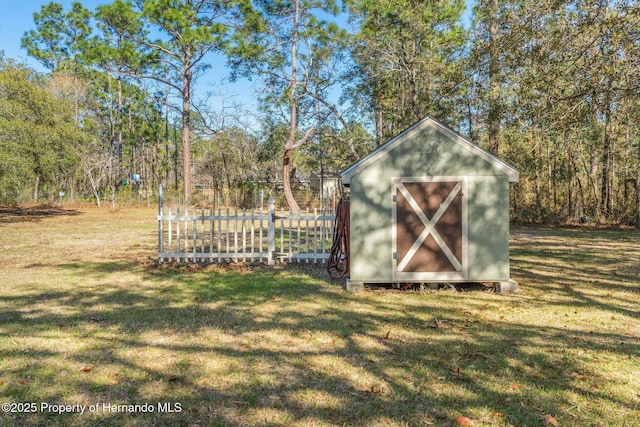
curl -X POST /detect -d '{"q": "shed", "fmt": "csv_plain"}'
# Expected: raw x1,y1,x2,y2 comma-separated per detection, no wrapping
310,171,341,198
341,116,519,291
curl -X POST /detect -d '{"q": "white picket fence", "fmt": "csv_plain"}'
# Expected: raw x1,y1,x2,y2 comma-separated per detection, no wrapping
157,186,336,264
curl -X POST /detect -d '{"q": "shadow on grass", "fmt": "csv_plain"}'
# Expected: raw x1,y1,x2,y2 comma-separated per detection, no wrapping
0,205,82,225
1,229,639,426
511,227,640,318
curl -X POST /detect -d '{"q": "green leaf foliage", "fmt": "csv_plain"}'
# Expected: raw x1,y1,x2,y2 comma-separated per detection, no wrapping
21,1,92,72
0,58,85,201
345,0,468,141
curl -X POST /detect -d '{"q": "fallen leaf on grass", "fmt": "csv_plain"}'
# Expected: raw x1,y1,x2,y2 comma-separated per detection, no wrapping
367,385,385,395
542,414,559,426
80,367,92,373
510,383,523,390
453,415,473,426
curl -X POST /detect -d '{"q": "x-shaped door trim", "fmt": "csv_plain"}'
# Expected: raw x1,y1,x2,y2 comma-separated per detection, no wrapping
392,177,468,281
395,182,463,272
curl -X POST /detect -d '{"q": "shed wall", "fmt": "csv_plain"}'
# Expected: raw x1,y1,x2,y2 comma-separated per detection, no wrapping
349,125,511,283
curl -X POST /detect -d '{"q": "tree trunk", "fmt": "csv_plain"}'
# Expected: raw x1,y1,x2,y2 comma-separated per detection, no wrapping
589,150,600,218
488,0,500,154
33,174,40,202
107,78,116,188
173,126,179,192
118,77,124,173
82,164,101,207
283,0,302,215
182,53,192,204
636,180,640,229
566,133,575,221
534,138,543,221
282,148,296,212
637,133,640,228
600,110,612,219
152,128,158,191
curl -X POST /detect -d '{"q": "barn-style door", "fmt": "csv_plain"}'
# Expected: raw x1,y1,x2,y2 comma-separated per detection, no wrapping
392,177,467,281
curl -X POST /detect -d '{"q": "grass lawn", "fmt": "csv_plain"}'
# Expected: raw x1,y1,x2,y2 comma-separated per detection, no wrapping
0,205,639,426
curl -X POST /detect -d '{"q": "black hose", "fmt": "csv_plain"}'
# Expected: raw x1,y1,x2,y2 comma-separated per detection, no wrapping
327,199,350,279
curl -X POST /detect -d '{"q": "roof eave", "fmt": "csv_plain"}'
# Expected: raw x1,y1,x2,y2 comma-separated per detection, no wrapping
341,116,520,184
341,117,432,185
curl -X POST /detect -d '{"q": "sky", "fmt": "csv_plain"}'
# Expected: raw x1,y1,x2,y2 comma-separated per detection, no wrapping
1,1,475,124
1,1,102,68
0,0,260,116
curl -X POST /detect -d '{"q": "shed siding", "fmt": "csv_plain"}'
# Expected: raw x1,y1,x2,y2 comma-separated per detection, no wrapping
466,176,510,280
351,175,394,281
354,126,501,181
349,124,512,283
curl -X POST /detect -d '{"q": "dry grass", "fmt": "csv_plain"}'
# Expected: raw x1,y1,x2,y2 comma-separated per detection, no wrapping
0,205,639,426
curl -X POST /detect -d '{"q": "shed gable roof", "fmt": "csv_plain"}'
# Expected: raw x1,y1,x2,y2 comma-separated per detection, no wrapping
341,116,520,184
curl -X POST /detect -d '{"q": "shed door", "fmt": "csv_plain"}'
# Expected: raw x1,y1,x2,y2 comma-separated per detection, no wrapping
392,177,467,281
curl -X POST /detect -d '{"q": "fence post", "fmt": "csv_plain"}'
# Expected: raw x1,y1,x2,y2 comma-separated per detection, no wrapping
158,185,164,263
268,196,275,265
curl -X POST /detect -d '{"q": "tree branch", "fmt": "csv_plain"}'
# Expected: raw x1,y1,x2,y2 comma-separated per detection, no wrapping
285,126,314,151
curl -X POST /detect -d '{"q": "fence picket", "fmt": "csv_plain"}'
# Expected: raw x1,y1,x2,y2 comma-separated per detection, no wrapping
267,197,275,265
200,209,205,256
242,208,247,262
209,208,213,257
279,207,284,262
305,208,310,262
158,205,164,263
296,216,301,260
217,208,222,263
177,208,181,259
168,208,173,262
288,215,292,257
193,209,197,262
184,209,188,261
225,208,231,260
233,207,238,261
313,208,318,255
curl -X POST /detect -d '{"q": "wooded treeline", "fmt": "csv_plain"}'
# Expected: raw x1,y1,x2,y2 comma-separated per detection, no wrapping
0,0,639,225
